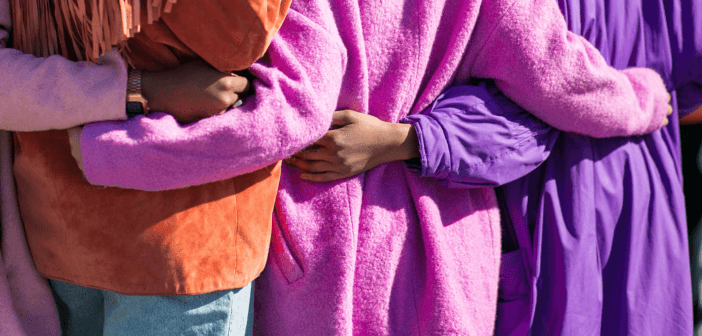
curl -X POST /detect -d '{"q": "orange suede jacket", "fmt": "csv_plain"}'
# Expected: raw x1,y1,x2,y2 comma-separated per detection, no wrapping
14,0,289,295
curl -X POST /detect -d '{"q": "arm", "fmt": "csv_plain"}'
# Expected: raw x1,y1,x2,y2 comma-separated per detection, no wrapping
0,0,128,131
80,9,346,191
286,83,558,187
401,83,558,188
463,0,669,138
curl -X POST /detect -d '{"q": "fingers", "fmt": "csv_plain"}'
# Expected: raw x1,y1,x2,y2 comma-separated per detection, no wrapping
225,75,251,95
667,104,673,116
662,117,669,127
285,156,348,182
300,172,346,182
667,92,672,103
284,156,335,173
294,146,331,161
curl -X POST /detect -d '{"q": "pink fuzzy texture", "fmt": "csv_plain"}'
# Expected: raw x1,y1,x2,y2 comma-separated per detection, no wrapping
0,0,670,334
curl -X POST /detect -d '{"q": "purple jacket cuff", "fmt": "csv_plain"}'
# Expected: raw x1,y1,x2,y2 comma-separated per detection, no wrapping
401,83,559,188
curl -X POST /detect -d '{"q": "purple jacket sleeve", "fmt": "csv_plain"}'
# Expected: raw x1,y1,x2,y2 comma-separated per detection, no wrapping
401,83,559,188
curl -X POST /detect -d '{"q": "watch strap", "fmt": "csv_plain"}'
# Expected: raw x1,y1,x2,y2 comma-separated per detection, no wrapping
126,69,149,116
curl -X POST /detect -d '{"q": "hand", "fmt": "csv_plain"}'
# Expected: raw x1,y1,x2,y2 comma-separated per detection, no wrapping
284,110,419,182
141,60,251,124
662,92,673,126
67,126,84,172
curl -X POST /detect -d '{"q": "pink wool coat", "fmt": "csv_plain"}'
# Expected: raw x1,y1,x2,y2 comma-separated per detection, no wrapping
0,0,668,335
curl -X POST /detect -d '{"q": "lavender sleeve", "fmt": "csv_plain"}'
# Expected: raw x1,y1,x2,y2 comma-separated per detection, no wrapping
401,83,559,188
0,2,127,132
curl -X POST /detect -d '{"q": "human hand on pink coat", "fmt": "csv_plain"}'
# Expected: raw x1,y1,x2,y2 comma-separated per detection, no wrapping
285,110,420,182
142,60,251,124
69,60,252,171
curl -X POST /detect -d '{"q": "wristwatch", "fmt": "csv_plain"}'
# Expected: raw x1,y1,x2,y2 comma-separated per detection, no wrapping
126,69,149,116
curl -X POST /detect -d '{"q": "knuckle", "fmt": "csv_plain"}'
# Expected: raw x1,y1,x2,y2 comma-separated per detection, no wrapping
218,95,236,108
329,135,345,148
218,77,236,91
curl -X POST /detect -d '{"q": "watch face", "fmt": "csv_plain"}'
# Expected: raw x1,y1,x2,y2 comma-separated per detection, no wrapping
126,102,144,116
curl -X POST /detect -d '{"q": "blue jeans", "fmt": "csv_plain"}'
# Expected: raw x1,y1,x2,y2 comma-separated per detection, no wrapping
49,280,253,336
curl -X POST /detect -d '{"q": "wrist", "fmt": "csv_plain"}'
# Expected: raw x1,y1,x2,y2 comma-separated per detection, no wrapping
384,122,420,162
140,70,159,111
126,69,150,115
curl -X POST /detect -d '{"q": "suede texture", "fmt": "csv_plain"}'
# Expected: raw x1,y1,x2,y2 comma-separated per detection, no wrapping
121,0,291,72
159,0,291,73
14,131,280,295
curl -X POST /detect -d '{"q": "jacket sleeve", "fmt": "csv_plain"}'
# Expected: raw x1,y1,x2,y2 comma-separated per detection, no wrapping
401,82,559,188
462,0,669,138
80,9,345,191
0,0,127,131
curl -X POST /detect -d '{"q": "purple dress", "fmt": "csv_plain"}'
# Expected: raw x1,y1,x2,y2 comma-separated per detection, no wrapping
402,0,702,334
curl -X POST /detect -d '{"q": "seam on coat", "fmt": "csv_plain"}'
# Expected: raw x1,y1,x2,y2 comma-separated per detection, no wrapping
270,206,304,284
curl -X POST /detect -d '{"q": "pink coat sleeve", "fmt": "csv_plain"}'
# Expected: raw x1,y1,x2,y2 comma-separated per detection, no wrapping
463,0,669,138
0,1,127,131
80,9,345,191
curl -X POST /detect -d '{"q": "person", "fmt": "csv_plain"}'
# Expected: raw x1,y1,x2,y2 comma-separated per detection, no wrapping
1,7,130,334
495,1,701,333
72,0,672,334
289,0,702,334
0,0,289,335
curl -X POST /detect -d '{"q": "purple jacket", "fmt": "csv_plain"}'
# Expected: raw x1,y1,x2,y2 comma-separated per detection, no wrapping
403,0,702,334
